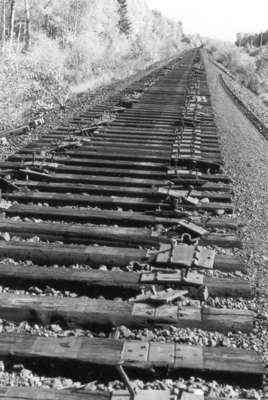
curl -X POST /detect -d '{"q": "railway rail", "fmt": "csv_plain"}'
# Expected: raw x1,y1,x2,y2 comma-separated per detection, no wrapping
0,49,265,399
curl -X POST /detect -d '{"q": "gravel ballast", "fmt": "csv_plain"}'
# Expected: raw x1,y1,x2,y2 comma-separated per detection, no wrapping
203,52,268,391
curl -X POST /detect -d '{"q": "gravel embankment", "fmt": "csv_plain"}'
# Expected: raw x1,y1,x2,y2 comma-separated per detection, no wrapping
222,74,268,129
203,53,268,391
203,53,268,296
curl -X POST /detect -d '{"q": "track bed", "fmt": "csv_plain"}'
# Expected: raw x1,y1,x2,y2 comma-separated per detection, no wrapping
0,49,264,398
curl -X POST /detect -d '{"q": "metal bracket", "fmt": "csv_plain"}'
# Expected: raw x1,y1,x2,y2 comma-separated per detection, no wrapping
155,243,215,270
140,269,204,287
193,246,215,269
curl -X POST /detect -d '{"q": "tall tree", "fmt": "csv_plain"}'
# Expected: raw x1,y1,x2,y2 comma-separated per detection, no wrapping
1,0,6,47
9,0,16,43
24,0,30,50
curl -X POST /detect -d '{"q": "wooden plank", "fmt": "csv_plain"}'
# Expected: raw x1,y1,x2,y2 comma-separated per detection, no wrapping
0,294,253,332
0,220,161,247
3,192,233,213
3,192,170,211
42,134,174,145
0,220,241,248
36,149,169,163
2,205,184,226
213,254,245,272
49,143,170,156
2,205,241,231
202,307,254,331
171,173,230,184
11,155,167,171
0,242,146,267
0,335,123,365
0,162,168,179
0,386,251,400
0,263,252,298
199,218,243,230
203,346,263,375
16,172,168,188
0,263,141,288
200,234,242,248
205,277,252,298
175,344,203,369
0,387,109,400
0,241,245,272
12,181,233,202
60,138,172,150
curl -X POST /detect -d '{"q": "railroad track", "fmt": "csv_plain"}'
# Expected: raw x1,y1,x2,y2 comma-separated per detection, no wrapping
0,49,265,399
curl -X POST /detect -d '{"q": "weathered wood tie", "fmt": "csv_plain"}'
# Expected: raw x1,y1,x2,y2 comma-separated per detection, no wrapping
1,205,242,230
2,192,234,213
11,181,233,204
0,335,262,381
0,294,254,332
0,220,241,248
0,387,256,400
0,263,252,298
0,241,245,272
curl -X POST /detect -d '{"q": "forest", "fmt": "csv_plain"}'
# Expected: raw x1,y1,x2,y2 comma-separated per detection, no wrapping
236,31,268,48
0,0,187,129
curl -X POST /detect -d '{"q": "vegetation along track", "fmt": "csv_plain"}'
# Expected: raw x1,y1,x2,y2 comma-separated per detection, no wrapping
0,49,265,399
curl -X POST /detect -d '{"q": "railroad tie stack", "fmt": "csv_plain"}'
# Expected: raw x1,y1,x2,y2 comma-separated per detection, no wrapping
0,49,264,396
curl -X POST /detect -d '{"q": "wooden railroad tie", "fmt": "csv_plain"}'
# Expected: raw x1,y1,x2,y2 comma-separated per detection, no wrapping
1,205,243,230
0,219,242,249
0,241,245,272
0,335,262,382
0,294,254,332
0,387,258,400
0,263,252,299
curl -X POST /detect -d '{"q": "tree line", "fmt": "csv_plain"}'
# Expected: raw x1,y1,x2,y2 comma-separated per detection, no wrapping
236,31,268,48
1,0,31,50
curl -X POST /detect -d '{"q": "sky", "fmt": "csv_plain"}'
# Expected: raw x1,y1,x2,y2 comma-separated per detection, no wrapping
146,0,268,42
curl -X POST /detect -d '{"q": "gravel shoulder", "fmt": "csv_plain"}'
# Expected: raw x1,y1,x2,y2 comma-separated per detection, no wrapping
203,54,268,390
204,54,268,296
